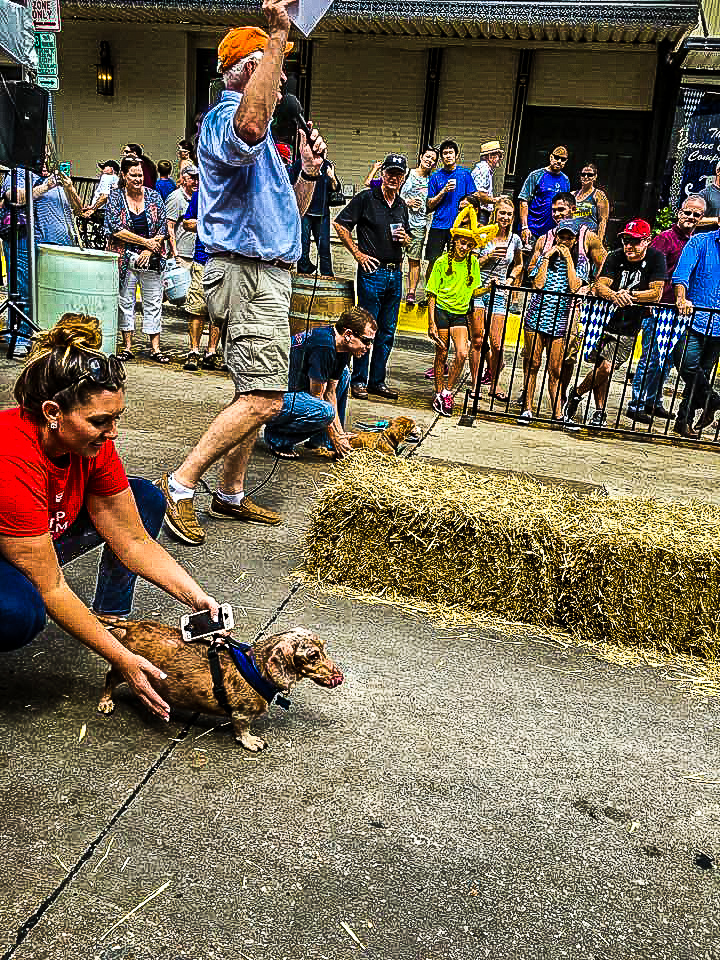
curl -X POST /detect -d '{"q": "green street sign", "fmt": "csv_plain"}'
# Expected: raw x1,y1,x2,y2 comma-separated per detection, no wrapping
34,32,59,91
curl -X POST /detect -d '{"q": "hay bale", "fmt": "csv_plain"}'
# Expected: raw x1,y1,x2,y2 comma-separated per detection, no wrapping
302,453,720,658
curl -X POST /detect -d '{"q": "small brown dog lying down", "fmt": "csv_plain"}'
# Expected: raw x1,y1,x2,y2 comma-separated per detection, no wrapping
349,415,420,455
98,621,343,751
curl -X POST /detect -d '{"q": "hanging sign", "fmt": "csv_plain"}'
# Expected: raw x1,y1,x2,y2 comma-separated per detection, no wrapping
34,31,58,89
288,0,334,37
32,0,60,32
673,90,720,206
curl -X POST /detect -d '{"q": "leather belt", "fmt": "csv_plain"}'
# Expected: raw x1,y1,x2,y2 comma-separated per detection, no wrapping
211,252,294,271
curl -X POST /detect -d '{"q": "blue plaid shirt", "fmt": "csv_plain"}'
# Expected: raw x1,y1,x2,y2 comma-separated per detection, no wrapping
672,229,720,337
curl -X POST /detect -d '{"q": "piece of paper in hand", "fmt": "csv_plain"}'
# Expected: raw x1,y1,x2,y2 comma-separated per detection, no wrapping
288,0,334,37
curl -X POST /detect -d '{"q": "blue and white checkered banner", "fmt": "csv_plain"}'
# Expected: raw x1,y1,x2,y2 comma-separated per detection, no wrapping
581,299,615,360
651,306,687,368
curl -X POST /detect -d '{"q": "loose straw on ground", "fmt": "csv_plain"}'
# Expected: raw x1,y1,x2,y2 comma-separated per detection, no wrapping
100,878,171,940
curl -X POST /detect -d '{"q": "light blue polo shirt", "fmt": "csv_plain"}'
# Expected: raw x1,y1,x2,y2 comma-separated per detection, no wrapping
197,90,301,262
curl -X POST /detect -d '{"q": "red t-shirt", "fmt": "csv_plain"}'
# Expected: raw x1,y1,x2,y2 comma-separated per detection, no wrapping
0,408,129,540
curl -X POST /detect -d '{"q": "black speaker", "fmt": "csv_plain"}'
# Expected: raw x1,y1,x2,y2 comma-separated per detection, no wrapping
0,81,49,173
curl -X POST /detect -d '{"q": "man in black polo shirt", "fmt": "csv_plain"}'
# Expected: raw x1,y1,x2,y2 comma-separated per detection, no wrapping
333,154,411,400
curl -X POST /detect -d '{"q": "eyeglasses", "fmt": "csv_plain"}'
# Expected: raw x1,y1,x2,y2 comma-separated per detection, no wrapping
620,236,646,245
356,335,374,346
680,209,703,218
551,154,568,163
580,171,595,178
71,354,127,388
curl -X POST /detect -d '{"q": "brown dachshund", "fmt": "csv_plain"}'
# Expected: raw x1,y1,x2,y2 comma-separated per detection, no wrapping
97,622,343,751
349,415,420,455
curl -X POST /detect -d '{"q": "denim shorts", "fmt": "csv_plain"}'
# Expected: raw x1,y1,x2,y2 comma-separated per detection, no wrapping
474,290,509,316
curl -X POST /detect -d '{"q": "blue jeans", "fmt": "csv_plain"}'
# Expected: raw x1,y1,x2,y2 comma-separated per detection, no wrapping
353,266,403,387
265,367,349,451
631,314,670,410
0,477,166,652
298,213,333,277
672,329,720,426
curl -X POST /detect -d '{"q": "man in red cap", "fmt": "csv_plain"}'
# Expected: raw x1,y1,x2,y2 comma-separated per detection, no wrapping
158,0,327,545
563,218,665,428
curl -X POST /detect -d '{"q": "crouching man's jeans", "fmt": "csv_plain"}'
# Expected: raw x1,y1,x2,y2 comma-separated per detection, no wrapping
265,367,350,452
0,477,166,652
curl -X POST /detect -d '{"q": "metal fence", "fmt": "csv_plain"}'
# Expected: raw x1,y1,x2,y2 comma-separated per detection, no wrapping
459,279,720,446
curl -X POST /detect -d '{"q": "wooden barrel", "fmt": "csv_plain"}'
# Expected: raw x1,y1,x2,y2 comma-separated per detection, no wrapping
289,274,355,336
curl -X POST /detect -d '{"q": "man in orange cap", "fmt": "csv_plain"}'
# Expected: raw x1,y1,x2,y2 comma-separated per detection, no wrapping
158,0,328,544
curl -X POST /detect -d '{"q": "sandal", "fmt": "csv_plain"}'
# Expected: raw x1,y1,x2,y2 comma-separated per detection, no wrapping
149,351,170,364
117,349,135,361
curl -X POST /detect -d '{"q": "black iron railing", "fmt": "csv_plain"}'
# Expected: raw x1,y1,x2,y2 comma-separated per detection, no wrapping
459,279,720,446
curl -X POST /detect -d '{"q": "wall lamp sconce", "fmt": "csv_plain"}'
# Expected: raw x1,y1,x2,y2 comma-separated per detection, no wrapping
96,41,114,96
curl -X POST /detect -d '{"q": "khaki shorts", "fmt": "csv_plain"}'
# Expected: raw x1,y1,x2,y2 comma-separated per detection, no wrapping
406,226,427,262
184,260,209,317
203,256,291,394
588,332,635,368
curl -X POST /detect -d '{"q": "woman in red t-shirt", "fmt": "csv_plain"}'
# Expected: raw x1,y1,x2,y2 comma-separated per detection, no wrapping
0,314,219,719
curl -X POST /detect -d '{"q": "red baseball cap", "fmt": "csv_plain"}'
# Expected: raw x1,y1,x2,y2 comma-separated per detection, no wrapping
620,219,651,240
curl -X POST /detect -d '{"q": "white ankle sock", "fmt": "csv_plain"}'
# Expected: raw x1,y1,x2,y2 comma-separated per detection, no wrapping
216,489,245,505
167,473,194,501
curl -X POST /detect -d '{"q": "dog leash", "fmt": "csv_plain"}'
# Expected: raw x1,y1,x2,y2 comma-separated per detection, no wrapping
206,635,290,714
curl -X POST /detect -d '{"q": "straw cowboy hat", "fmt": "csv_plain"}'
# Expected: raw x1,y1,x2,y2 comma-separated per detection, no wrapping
478,140,504,157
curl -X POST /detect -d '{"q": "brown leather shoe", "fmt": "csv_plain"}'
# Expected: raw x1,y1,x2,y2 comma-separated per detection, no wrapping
367,383,399,400
673,421,699,440
209,494,282,525
351,385,369,400
695,403,720,431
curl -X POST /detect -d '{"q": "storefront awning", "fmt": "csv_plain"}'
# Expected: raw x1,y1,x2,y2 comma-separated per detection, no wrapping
62,0,699,43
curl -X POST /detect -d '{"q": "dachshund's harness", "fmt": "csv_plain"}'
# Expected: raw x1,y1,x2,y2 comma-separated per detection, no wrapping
206,637,290,714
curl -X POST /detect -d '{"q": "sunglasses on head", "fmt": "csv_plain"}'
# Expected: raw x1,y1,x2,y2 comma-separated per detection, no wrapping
71,353,126,388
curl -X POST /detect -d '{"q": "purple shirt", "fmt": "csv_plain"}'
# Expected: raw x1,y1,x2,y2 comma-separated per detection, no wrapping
651,224,691,304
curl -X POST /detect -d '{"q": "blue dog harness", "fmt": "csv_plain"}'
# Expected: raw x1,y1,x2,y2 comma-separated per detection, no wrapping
206,638,290,714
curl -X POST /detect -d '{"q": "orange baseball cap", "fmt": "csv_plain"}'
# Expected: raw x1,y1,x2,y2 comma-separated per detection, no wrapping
217,27,293,72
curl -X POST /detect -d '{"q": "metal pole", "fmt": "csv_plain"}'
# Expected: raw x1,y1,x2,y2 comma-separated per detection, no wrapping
24,164,35,327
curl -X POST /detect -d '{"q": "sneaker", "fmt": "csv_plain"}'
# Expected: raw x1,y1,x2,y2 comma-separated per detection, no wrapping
405,292,416,306
589,409,607,428
183,351,200,371
562,390,582,423
480,367,492,385
156,473,205,545
209,494,282,525
200,352,220,371
432,392,444,415
441,392,454,417
516,409,533,425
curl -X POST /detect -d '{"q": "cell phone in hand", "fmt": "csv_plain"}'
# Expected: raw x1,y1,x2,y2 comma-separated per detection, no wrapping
58,162,72,175
180,603,234,642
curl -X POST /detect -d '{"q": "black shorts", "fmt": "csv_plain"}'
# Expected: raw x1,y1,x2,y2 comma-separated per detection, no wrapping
435,306,468,330
425,227,451,266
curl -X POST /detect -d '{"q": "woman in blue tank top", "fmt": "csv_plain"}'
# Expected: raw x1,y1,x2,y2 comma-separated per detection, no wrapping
572,162,610,244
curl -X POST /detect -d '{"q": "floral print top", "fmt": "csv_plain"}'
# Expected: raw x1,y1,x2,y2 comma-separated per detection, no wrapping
103,187,168,286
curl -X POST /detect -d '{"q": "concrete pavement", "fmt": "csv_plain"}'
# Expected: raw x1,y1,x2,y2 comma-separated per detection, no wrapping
1,315,719,960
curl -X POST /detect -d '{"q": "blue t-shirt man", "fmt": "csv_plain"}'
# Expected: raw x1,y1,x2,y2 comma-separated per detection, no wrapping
427,165,477,230
184,190,207,265
287,326,349,393
519,147,571,238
